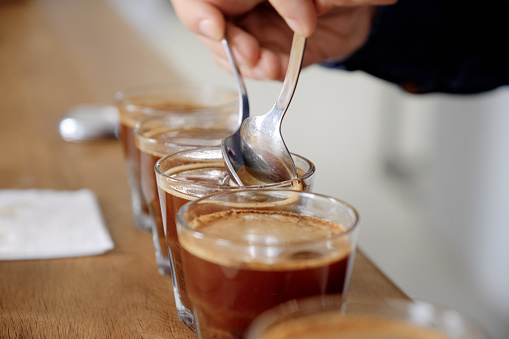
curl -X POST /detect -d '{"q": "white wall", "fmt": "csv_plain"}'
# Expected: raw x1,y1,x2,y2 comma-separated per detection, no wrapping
430,90,509,325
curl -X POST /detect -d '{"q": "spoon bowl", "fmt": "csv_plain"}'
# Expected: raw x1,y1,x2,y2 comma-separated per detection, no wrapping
222,33,306,185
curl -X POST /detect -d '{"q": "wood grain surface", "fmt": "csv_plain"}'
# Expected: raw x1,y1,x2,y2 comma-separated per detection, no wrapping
0,1,406,338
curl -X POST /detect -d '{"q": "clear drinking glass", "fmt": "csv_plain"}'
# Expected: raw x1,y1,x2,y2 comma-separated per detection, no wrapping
245,296,488,339
115,83,237,231
177,189,360,338
155,147,315,332
134,113,238,275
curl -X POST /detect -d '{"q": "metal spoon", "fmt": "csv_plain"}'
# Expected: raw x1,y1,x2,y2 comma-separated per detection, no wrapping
59,104,119,142
222,33,306,185
220,36,250,185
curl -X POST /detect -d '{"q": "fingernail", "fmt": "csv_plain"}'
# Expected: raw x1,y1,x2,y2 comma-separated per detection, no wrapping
253,66,270,80
285,18,304,36
286,18,313,37
198,19,222,40
232,46,250,65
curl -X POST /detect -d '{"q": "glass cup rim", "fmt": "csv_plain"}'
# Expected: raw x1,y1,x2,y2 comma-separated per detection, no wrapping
176,188,360,247
133,116,236,150
245,295,488,339
114,82,238,114
155,146,316,190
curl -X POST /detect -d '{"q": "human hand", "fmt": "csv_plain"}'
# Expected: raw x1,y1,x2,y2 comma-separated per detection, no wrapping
171,0,397,81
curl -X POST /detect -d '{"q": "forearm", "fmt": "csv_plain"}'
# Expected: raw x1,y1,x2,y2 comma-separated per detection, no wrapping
324,0,509,94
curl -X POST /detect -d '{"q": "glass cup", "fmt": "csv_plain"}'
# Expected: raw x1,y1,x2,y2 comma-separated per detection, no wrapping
115,83,237,231
176,190,360,339
134,114,238,275
155,147,315,331
245,296,488,339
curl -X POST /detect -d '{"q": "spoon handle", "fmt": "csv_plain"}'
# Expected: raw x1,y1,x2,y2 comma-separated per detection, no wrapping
272,33,306,120
221,37,250,127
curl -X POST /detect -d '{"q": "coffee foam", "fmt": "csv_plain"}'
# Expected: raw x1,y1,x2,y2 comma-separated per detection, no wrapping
179,209,352,270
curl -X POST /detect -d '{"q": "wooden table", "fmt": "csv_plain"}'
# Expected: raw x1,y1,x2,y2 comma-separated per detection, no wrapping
0,0,407,337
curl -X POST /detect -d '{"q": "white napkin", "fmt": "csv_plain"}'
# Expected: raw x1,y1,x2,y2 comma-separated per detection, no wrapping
0,188,114,260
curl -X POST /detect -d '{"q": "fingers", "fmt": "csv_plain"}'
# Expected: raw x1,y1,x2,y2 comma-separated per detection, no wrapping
200,24,259,67
170,0,393,81
214,47,285,81
200,24,285,81
317,0,398,8
171,0,226,40
171,0,288,80
266,0,396,37
268,0,318,37
306,6,376,63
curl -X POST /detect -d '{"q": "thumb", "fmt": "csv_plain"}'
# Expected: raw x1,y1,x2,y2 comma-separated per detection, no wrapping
268,0,318,37
171,0,226,40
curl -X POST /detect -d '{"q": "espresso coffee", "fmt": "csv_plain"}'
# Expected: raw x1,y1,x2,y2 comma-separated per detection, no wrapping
117,95,227,229
156,149,316,329
137,128,231,269
158,162,228,309
140,150,166,254
119,106,205,218
120,122,149,216
179,209,353,339
158,160,311,306
257,314,452,339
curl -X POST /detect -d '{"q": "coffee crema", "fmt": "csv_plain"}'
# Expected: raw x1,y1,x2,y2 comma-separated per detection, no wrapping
180,209,352,268
179,209,354,338
258,314,452,339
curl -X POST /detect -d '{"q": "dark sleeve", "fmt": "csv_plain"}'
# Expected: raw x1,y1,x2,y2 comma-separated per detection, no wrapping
323,0,509,94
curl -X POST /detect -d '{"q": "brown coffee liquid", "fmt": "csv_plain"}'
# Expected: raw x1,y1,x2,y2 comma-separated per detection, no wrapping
137,127,232,261
159,161,311,318
259,313,452,339
120,123,149,215
139,150,166,255
180,209,353,339
158,162,227,311
118,101,217,219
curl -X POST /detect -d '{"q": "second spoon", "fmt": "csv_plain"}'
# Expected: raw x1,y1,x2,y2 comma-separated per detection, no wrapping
222,33,306,185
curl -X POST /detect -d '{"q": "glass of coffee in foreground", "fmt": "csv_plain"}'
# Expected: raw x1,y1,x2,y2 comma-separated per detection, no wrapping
245,296,488,339
155,147,315,332
176,189,360,339
134,113,238,275
115,83,237,231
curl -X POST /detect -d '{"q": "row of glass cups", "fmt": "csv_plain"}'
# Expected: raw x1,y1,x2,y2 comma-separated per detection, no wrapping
115,83,487,339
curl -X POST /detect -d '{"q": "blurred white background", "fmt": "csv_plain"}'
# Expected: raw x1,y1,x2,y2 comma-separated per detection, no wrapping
108,1,509,337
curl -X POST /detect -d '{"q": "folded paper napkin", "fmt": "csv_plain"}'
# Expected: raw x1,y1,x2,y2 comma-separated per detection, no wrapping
0,189,114,260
